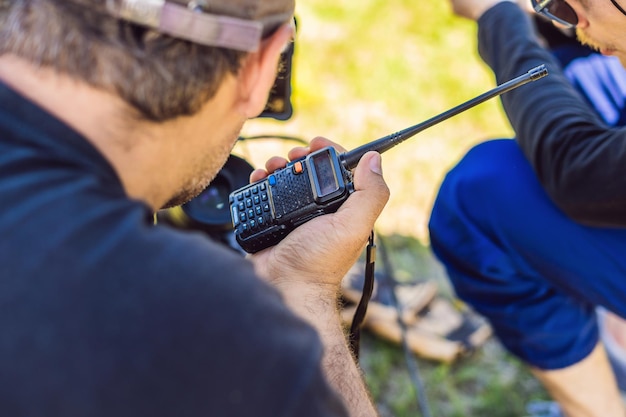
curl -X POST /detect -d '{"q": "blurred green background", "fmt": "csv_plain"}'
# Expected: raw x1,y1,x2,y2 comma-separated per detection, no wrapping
238,0,515,243
235,0,551,415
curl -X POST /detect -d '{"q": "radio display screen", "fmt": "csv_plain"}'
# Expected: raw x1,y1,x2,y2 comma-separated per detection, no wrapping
312,151,338,197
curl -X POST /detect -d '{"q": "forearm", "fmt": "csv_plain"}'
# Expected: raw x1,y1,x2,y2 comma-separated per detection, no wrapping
279,283,378,417
247,147,387,416
477,3,626,226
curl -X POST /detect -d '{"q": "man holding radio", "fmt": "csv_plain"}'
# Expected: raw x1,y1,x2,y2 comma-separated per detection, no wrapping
0,1,388,416
429,0,626,415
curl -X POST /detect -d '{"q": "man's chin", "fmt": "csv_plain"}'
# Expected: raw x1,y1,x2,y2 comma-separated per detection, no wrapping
576,28,601,51
161,187,206,210
160,196,190,210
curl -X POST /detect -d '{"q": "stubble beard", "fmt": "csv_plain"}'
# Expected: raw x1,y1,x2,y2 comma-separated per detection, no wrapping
161,123,244,209
161,174,217,209
577,28,603,50
576,28,626,65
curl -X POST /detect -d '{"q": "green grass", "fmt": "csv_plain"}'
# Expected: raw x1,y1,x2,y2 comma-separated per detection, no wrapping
361,335,547,417
234,0,549,415
354,235,550,416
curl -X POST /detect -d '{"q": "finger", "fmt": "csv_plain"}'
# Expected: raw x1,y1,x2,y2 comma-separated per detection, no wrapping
251,155,289,183
336,151,389,237
265,156,289,173
309,136,347,153
287,137,347,162
249,168,268,183
287,146,310,162
251,137,351,188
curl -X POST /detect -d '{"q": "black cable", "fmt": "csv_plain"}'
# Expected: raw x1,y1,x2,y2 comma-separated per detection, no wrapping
348,231,376,360
377,234,433,417
235,135,309,166
238,134,309,146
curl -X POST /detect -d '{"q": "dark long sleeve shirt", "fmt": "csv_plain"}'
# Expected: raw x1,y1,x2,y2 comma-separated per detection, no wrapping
0,80,348,417
478,3,626,226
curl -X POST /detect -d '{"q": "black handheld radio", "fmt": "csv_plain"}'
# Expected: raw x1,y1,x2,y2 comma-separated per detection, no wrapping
229,65,548,253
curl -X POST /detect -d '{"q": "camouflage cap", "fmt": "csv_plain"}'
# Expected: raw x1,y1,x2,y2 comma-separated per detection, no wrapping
105,0,294,52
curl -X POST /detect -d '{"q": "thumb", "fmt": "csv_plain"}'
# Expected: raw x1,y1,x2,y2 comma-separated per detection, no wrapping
338,151,389,228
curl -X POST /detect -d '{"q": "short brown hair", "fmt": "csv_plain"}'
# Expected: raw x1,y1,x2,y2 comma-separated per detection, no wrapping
0,1,246,121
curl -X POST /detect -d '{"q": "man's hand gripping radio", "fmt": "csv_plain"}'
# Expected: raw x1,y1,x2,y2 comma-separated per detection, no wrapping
230,65,548,253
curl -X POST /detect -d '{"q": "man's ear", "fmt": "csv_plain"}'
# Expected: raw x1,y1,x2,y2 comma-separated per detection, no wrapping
236,21,295,118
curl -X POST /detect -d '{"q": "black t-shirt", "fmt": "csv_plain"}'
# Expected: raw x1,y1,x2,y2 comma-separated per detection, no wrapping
0,83,348,417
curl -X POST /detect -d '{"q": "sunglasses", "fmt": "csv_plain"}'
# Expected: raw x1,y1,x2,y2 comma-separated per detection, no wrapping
532,0,626,28
531,0,578,27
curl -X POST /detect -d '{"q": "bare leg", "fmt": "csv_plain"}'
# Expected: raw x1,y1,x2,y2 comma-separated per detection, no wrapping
605,312,626,351
532,342,626,417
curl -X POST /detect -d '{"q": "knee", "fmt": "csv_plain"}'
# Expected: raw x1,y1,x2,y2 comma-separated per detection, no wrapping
430,139,525,227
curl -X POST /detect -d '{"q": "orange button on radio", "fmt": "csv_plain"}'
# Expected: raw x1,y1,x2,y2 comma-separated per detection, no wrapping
292,161,304,174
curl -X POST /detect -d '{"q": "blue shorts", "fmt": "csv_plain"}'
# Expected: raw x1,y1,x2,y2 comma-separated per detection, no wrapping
428,139,626,370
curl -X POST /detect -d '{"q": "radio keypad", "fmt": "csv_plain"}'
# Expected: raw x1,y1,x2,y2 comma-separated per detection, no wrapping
233,181,273,236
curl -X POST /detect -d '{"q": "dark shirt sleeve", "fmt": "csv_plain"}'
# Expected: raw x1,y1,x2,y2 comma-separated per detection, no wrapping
477,2,626,226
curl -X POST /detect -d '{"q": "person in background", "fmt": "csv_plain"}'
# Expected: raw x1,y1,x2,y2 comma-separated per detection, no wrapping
0,1,389,416
429,0,626,415
532,6,626,399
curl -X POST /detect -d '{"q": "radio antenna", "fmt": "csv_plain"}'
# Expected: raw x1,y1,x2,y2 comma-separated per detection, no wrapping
340,64,548,170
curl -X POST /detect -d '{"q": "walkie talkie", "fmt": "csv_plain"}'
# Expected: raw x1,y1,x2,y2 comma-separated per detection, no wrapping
229,65,548,253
